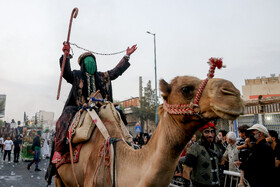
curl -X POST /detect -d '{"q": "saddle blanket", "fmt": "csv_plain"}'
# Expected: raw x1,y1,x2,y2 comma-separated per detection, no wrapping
56,144,82,169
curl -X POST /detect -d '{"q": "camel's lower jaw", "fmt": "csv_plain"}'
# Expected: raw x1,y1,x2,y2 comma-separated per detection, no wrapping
211,105,243,120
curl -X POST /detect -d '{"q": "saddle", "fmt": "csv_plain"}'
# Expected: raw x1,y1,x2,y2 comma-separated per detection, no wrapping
69,101,133,144
46,101,133,185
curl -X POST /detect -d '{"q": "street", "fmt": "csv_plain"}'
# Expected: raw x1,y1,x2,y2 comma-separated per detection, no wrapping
0,151,55,187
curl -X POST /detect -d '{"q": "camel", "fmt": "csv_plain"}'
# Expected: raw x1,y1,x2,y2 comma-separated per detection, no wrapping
55,74,244,187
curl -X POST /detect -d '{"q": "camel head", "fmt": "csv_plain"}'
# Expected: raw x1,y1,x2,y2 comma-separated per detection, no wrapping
160,76,244,124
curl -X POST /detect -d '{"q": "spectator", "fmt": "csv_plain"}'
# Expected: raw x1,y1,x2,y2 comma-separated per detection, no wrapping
220,131,239,172
266,130,280,186
138,132,145,147
13,135,22,163
183,122,222,187
220,131,239,187
185,134,197,154
143,137,148,146
27,131,42,171
41,129,50,159
176,134,197,180
216,129,228,185
0,135,4,152
143,133,151,144
216,130,228,154
3,136,13,163
239,124,275,187
236,125,251,164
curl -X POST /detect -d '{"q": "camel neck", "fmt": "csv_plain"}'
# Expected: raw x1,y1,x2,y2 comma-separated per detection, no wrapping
143,112,201,164
115,112,202,186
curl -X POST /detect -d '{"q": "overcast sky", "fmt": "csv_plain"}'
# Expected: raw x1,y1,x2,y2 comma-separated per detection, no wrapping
1,0,279,122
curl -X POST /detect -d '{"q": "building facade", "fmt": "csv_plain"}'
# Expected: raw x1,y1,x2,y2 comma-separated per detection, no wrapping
120,97,156,136
237,74,280,135
242,74,280,100
39,110,54,130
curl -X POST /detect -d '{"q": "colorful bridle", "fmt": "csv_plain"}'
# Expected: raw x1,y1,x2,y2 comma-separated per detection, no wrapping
163,57,225,116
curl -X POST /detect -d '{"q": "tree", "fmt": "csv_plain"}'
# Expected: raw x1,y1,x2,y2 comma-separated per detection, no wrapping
0,119,4,127
131,80,158,131
0,99,5,117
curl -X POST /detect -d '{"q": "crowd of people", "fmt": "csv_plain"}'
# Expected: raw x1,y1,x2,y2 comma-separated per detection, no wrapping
0,129,52,172
1,119,280,187
178,122,280,187
132,132,152,148
0,135,22,163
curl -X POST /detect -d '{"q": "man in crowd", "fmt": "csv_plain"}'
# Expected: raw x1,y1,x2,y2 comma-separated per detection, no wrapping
27,131,42,171
220,131,239,172
220,131,239,187
239,124,275,187
0,135,4,152
236,124,251,164
216,130,228,155
13,135,22,163
3,136,13,163
266,130,280,186
183,122,222,187
41,129,50,159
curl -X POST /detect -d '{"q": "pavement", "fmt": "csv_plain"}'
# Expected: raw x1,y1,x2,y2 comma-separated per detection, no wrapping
0,151,55,187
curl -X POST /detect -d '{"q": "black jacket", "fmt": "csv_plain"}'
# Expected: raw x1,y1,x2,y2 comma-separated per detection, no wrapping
241,138,275,187
32,136,41,151
60,55,130,109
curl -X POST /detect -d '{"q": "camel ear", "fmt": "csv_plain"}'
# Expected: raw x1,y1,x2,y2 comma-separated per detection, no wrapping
160,79,171,100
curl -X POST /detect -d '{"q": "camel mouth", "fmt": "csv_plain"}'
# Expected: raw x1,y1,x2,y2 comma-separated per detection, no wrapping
211,104,244,120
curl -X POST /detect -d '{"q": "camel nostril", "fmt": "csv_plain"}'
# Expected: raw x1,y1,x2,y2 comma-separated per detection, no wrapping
221,88,237,96
219,81,240,96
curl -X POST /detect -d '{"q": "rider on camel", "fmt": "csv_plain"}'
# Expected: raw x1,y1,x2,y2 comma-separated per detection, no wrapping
52,44,137,164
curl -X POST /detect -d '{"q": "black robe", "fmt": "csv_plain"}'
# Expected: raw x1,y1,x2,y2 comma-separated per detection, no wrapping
55,54,130,153
60,54,130,108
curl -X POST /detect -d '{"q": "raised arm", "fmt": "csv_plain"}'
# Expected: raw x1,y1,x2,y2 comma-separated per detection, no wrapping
126,44,137,56
108,44,137,80
59,42,74,83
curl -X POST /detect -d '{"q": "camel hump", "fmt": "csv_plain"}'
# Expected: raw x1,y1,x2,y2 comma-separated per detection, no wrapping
98,102,133,143
98,102,121,124
71,102,133,144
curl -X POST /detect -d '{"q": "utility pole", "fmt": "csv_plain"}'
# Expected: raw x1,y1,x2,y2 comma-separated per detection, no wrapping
147,31,158,125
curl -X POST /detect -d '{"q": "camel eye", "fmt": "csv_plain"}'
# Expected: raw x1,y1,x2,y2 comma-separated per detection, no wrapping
181,86,195,98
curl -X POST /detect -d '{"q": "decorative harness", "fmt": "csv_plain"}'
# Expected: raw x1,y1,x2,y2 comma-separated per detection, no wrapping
163,57,225,117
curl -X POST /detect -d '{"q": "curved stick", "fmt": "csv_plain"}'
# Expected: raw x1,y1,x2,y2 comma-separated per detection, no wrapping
57,8,79,100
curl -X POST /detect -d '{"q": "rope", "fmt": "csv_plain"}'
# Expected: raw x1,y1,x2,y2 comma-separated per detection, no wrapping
69,42,126,56
193,57,225,105
163,100,198,115
67,111,82,187
97,138,112,186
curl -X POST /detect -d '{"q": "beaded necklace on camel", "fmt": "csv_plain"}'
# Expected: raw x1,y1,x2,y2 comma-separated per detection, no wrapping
163,57,225,116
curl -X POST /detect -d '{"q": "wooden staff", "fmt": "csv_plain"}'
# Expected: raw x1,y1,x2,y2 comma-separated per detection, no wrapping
57,8,79,100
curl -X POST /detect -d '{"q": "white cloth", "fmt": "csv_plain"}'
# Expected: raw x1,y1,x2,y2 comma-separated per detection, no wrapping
4,140,13,150
0,137,4,144
41,132,50,156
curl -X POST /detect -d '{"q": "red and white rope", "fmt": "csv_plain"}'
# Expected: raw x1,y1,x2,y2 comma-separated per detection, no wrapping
163,100,199,115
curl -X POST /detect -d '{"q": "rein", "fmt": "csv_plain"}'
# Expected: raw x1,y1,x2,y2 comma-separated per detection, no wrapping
163,57,225,117
95,137,123,187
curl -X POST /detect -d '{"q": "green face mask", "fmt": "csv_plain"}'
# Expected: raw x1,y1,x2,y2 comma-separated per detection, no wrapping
84,56,96,74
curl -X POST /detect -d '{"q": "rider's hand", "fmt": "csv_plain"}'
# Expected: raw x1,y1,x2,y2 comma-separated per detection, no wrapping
62,42,70,56
126,44,137,56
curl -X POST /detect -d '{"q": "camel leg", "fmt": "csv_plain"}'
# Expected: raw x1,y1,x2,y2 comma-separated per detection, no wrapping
55,175,66,187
